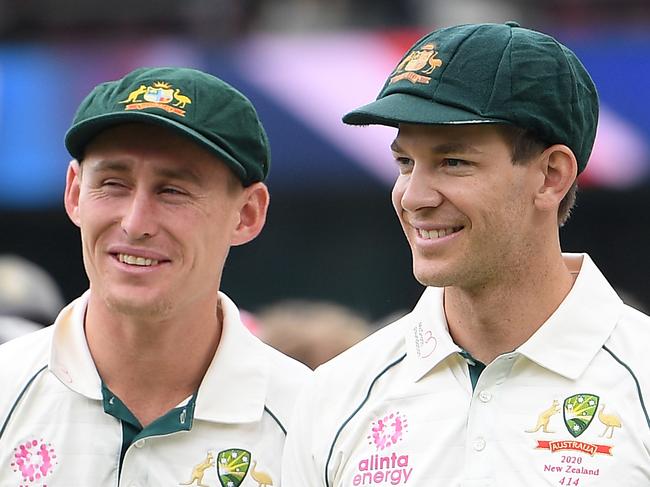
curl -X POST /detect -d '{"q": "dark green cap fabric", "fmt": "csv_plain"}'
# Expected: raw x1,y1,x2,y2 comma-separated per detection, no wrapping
65,66,270,185
343,22,599,172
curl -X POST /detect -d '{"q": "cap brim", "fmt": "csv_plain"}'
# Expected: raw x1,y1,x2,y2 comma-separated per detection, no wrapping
342,92,508,127
64,111,248,181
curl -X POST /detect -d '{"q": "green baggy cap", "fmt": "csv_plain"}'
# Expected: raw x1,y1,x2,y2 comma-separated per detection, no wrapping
65,66,270,186
343,22,599,172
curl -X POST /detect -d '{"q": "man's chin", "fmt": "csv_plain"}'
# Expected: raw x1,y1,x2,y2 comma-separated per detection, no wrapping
104,293,173,320
412,264,454,288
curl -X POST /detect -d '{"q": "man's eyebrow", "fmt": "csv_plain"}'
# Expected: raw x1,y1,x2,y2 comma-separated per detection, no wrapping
156,166,202,185
430,142,483,154
87,160,130,173
86,159,202,185
390,140,483,154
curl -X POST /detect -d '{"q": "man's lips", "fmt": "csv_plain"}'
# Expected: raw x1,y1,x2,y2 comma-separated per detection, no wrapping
414,226,464,240
108,246,170,267
116,253,160,267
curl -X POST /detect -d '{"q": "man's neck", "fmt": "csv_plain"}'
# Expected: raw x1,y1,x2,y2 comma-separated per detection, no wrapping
444,253,578,365
84,294,223,427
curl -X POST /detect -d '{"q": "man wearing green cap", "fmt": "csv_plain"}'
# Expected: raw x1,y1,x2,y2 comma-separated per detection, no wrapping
0,67,310,485
282,23,650,486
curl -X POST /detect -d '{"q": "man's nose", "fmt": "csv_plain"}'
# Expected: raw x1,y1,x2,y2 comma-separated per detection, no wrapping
120,190,158,240
399,165,444,212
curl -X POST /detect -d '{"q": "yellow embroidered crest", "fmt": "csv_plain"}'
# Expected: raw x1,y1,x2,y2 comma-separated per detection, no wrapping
119,81,192,116
389,43,443,85
179,451,214,486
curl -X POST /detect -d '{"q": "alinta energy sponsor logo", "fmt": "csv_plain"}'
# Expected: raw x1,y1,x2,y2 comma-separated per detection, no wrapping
353,411,413,486
353,452,412,486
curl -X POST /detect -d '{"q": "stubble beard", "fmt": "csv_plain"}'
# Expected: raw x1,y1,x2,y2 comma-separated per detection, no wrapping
411,241,505,291
104,292,175,321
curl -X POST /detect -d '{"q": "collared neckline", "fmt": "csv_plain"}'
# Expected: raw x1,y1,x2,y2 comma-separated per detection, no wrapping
193,291,269,424
48,290,270,424
403,253,623,383
403,286,461,382
49,291,103,400
517,253,622,379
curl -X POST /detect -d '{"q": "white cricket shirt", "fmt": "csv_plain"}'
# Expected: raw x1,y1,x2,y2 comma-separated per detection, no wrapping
282,254,650,486
0,291,311,486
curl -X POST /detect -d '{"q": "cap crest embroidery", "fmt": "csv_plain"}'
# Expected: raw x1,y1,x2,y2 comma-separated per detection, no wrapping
119,81,192,116
389,43,443,85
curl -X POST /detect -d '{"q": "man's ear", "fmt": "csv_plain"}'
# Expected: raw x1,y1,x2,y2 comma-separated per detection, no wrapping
533,144,578,213
231,182,270,246
64,160,82,228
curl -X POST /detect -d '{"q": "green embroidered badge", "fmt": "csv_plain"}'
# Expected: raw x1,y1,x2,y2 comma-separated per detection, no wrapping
563,393,599,437
217,449,251,487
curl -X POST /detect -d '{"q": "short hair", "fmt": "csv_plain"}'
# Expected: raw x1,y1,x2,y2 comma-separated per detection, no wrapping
498,125,578,227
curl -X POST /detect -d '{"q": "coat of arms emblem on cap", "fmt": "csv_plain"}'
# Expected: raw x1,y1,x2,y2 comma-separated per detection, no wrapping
389,43,443,85
119,81,192,116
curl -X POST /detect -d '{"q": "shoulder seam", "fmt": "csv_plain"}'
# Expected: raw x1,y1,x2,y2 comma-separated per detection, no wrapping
324,353,407,487
0,364,48,440
602,344,650,430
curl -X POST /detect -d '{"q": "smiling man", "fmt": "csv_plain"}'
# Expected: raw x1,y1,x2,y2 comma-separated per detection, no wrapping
282,23,650,486
0,67,310,485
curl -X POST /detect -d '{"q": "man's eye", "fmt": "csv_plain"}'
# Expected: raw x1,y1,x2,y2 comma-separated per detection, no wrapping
161,187,185,195
393,157,414,174
444,158,466,167
394,157,413,167
103,180,126,188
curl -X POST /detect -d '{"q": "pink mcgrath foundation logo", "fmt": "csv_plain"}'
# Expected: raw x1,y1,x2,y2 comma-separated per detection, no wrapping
11,438,57,486
368,412,408,451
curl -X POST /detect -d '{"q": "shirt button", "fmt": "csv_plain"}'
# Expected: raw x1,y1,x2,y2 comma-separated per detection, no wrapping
134,439,146,448
473,437,486,451
478,390,492,402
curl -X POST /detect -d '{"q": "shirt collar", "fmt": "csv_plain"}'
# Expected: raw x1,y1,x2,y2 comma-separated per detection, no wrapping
193,291,269,424
49,291,103,400
403,253,623,382
403,286,461,382
49,290,270,424
517,253,622,379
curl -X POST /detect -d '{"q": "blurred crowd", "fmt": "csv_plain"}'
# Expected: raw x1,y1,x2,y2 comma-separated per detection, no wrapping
0,0,648,40
255,300,373,369
0,255,64,342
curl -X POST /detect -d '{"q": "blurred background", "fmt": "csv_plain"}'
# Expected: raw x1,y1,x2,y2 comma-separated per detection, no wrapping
1,0,649,359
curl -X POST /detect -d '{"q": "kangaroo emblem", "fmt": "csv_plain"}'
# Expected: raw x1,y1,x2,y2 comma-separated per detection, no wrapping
526,400,560,433
119,85,148,104
180,451,214,487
